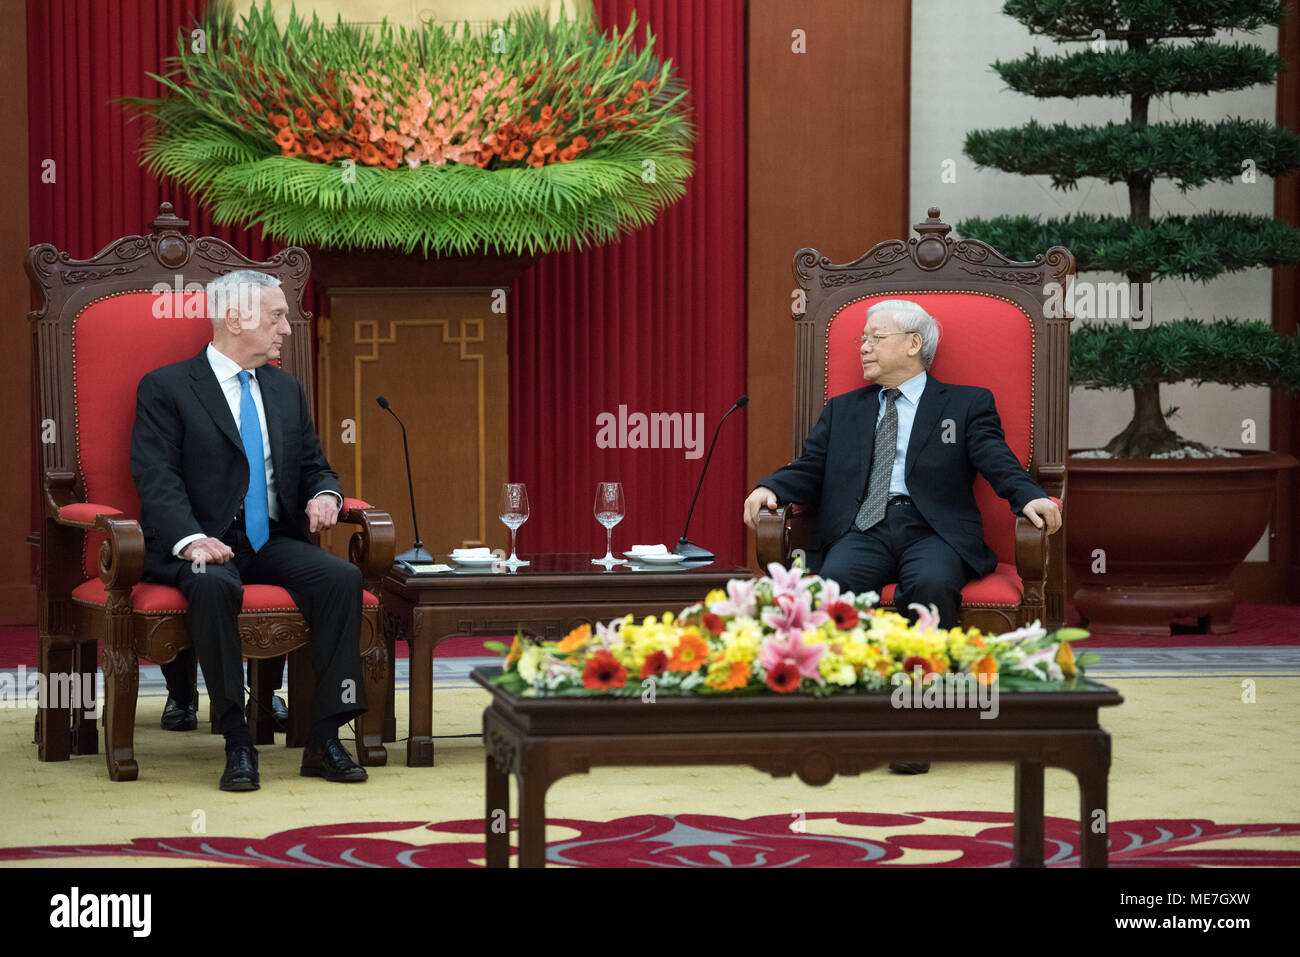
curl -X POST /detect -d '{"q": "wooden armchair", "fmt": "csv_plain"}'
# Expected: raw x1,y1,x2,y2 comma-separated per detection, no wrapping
27,203,396,780
755,207,1074,633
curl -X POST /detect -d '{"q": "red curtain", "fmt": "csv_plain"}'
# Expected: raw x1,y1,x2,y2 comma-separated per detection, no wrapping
27,0,747,564
509,0,748,563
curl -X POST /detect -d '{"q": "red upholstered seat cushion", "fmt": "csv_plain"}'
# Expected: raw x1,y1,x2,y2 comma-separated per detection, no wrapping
880,563,1024,609
342,497,372,512
58,503,125,527
71,579,380,613
824,292,1036,568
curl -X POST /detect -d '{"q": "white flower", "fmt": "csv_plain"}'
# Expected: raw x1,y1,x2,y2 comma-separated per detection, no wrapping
517,646,543,684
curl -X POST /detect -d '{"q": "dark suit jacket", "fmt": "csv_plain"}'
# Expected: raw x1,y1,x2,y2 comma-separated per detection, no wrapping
758,375,1046,579
129,345,343,583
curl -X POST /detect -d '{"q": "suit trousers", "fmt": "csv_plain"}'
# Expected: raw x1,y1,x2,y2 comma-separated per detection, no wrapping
155,518,367,726
818,501,975,629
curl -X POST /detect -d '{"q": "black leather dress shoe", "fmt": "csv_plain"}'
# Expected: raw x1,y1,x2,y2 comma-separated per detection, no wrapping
220,745,260,791
271,695,289,732
889,761,931,774
301,738,368,783
161,695,198,732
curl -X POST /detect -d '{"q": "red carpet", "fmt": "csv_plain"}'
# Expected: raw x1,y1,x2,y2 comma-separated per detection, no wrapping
2,603,1296,667
2,812,1295,866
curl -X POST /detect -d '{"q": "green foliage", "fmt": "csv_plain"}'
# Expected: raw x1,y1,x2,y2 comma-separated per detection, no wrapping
958,212,1300,280
993,42,1282,98
1002,0,1286,39
1069,319,1300,391
123,0,695,256
965,118,1300,190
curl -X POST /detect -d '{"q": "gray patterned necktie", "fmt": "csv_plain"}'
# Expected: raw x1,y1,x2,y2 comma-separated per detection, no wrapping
854,387,901,532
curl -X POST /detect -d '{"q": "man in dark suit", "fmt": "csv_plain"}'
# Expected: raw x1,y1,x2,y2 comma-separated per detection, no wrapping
130,269,370,791
743,299,1062,771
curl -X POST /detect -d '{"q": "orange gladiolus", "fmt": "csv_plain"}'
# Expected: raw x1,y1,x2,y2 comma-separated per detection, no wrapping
505,139,528,161
360,142,382,165
273,127,295,149
269,113,290,129
557,145,578,163
526,151,545,168
535,134,557,154
571,135,589,151
668,633,709,672
559,623,591,652
305,137,324,157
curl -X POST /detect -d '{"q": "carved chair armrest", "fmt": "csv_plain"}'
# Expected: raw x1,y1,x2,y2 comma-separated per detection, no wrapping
336,506,396,585
91,514,145,590
1013,515,1049,584
53,502,126,528
755,503,817,569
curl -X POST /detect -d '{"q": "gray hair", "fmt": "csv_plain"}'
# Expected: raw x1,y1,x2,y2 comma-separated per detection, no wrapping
865,299,941,370
206,270,282,327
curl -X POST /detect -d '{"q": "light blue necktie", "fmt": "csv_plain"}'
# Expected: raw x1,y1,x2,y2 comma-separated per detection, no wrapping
237,370,270,551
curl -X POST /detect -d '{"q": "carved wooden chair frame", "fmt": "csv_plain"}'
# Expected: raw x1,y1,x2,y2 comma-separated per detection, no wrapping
755,206,1074,633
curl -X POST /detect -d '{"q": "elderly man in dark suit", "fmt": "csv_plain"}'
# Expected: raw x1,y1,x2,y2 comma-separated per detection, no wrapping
130,269,369,791
744,299,1062,772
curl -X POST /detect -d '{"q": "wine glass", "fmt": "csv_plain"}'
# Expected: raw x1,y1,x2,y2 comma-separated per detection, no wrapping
592,482,626,568
498,483,530,568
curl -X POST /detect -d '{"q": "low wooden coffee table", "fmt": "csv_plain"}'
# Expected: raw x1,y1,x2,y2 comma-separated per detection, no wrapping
473,666,1123,868
381,554,752,766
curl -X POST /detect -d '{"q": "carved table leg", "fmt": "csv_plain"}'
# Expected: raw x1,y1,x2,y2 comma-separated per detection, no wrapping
484,725,511,869
407,608,435,766
516,763,550,869
384,623,396,744
1014,761,1045,867
1077,733,1111,867
36,636,72,762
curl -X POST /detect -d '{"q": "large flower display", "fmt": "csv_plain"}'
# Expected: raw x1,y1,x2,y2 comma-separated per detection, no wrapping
490,563,1096,697
124,1,694,255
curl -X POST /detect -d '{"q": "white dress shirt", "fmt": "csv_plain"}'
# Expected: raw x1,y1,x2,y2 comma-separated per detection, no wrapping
172,344,340,557
875,370,927,498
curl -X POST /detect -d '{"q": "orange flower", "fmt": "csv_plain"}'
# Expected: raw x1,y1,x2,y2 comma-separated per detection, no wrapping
583,649,627,689
269,113,290,129
571,135,589,151
305,137,324,157
273,127,296,149
558,145,578,162
668,632,708,672
505,635,522,668
973,655,998,685
535,134,557,154
360,142,383,165
559,623,591,652
526,150,545,168
539,105,553,122
1056,642,1076,678
706,660,749,691
505,139,528,161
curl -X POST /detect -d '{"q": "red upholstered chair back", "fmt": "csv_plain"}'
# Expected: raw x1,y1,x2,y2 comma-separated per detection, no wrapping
28,203,314,585
788,207,1073,620
73,293,214,579
823,293,1035,566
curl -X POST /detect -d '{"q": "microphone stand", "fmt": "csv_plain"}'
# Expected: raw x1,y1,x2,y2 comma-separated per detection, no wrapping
674,396,748,561
377,396,435,563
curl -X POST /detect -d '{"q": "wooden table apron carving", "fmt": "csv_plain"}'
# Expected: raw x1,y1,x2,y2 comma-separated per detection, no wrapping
473,667,1123,868
381,555,754,766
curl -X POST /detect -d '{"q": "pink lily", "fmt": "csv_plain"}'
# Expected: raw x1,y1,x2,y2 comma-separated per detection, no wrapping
761,592,829,639
908,602,942,634
767,562,815,601
709,577,757,618
758,632,826,684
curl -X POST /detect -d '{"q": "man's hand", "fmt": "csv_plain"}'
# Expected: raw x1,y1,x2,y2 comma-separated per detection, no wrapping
306,494,340,533
182,537,234,565
1021,498,1062,534
743,487,779,529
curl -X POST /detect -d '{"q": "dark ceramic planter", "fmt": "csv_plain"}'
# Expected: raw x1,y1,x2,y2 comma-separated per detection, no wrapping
1065,450,1297,635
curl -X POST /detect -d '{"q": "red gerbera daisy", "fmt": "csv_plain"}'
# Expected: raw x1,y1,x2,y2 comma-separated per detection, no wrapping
902,655,933,677
583,649,627,689
827,601,859,630
701,613,725,635
765,661,801,694
640,650,668,679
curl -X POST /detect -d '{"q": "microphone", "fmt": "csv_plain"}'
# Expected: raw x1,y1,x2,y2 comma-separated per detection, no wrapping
674,395,749,561
376,396,434,563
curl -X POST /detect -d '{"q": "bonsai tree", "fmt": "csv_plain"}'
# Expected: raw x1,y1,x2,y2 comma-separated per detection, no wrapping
959,0,1300,457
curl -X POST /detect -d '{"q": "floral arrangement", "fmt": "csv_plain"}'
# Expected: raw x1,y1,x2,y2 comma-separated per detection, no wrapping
488,563,1097,697
123,0,694,255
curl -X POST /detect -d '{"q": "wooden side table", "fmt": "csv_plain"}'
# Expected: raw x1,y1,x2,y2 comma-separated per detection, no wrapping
473,666,1123,868
381,554,753,766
